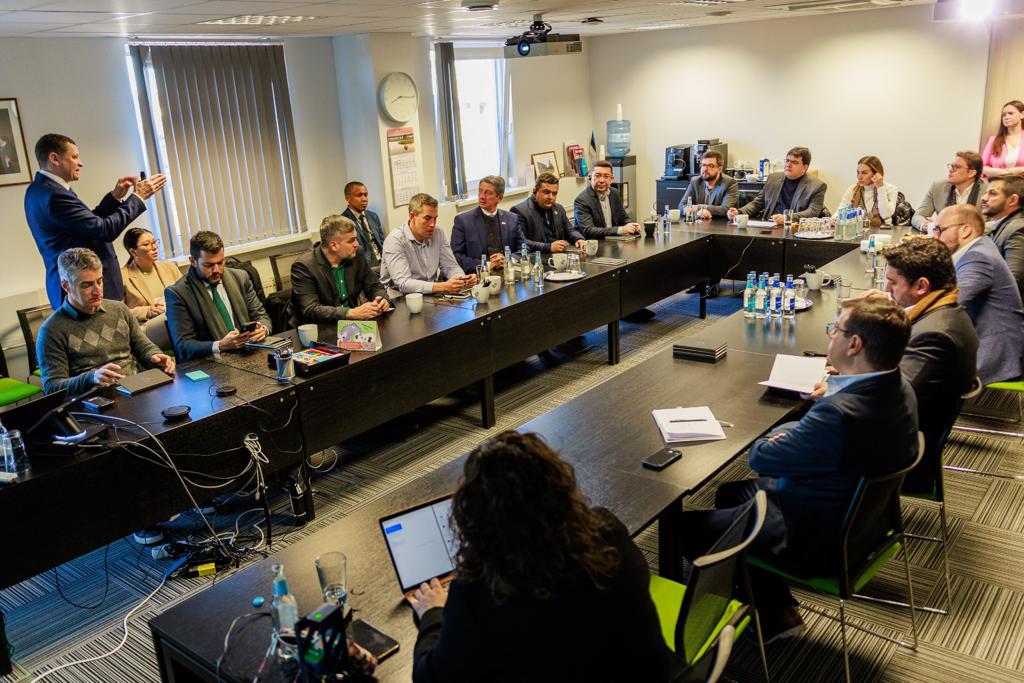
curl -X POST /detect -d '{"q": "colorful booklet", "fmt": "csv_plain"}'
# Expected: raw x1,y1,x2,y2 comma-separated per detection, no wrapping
337,320,382,352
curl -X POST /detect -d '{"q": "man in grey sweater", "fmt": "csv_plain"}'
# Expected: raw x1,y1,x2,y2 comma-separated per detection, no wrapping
37,247,175,395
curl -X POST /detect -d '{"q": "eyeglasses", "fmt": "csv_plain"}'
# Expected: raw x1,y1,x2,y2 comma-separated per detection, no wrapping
825,322,850,337
592,172,613,179
931,222,964,235
136,239,160,249
784,158,803,166
947,164,966,172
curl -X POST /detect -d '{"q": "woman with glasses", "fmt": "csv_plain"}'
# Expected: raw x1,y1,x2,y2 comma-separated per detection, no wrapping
121,227,181,348
836,156,899,228
982,100,1024,179
407,431,675,683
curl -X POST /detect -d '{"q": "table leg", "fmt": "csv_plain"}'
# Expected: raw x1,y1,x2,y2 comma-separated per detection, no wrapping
658,502,685,582
607,320,620,365
699,279,708,320
0,610,11,676
479,376,495,429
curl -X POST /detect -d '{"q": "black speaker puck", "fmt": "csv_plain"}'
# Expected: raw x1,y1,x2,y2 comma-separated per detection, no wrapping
161,405,191,421
214,385,237,397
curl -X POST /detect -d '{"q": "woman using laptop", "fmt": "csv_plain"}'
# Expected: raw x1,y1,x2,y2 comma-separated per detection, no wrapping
407,431,674,682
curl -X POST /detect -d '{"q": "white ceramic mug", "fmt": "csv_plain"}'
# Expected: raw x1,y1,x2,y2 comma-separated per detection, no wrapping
547,253,568,270
472,283,489,304
298,324,318,348
585,240,599,256
804,272,822,290
406,292,423,313
486,275,501,294
669,209,681,223
735,214,749,228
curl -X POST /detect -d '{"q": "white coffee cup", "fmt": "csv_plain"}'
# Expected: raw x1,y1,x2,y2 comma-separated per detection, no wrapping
669,209,681,223
486,275,501,294
406,292,423,313
547,253,568,270
734,214,749,228
472,283,489,304
298,324,318,348
585,240,599,256
804,272,823,290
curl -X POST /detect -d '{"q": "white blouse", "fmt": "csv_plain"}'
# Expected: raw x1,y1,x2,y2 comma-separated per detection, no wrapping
838,182,899,224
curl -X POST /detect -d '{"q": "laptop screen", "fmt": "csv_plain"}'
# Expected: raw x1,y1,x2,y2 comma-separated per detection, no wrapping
380,496,459,592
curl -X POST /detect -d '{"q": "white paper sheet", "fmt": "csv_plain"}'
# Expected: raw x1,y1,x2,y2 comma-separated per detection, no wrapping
651,406,727,443
758,354,828,394
747,220,777,228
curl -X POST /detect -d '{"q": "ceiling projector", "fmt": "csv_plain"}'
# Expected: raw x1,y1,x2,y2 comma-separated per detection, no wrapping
504,15,582,59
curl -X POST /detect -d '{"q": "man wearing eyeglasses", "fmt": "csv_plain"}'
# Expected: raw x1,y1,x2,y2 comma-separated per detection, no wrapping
931,204,1024,384
678,151,738,220
727,147,826,225
573,160,641,238
911,151,988,232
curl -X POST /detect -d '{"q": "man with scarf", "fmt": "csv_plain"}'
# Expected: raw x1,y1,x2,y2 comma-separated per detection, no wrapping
912,151,988,232
165,230,272,362
866,239,978,493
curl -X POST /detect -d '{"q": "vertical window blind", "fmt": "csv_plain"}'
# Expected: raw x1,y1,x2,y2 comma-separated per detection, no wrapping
128,43,306,258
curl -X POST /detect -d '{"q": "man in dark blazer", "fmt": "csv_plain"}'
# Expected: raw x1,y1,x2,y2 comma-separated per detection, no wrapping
728,147,826,225
573,160,641,239
931,205,1022,385
450,175,524,273
24,133,167,309
683,297,918,642
678,150,738,219
165,231,271,362
341,181,385,270
872,238,978,494
290,215,391,327
983,176,1024,299
511,172,585,254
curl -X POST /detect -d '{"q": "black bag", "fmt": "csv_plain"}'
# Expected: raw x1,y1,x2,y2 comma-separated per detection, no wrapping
892,191,915,226
225,257,267,304
264,289,292,334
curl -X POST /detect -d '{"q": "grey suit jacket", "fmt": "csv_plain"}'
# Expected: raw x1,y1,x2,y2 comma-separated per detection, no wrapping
678,175,739,217
955,236,1024,384
738,172,826,221
990,210,1024,301
573,185,630,238
911,179,988,229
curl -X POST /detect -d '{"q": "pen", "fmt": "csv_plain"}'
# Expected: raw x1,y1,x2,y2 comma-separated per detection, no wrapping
803,350,827,357
669,418,709,423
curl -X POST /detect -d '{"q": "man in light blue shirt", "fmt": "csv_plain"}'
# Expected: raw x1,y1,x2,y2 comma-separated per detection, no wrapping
380,193,476,297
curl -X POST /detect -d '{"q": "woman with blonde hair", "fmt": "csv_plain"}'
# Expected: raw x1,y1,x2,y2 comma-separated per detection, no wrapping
982,100,1024,179
837,156,899,228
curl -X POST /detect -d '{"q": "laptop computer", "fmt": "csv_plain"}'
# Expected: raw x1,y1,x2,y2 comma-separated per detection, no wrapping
115,368,174,396
379,495,459,597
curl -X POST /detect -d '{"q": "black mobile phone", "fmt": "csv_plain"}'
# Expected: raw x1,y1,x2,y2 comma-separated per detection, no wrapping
139,170,147,180
350,619,399,661
240,321,258,333
642,448,682,471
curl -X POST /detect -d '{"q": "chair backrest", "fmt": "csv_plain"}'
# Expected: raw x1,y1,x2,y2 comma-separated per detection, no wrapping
17,304,53,375
269,250,307,292
0,345,9,378
225,257,267,304
676,490,767,664
841,432,924,596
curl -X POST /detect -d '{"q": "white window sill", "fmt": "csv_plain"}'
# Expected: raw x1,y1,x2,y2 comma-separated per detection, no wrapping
169,231,313,266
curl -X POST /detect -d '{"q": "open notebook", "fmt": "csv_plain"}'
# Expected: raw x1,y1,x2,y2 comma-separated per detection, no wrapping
652,406,726,444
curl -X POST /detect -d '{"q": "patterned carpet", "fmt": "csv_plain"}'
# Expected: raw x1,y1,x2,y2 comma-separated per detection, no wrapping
3,286,1024,683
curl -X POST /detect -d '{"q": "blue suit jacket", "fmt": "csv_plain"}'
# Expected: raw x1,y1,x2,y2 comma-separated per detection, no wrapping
747,369,918,575
342,207,385,266
24,173,146,309
450,207,524,273
955,236,1024,384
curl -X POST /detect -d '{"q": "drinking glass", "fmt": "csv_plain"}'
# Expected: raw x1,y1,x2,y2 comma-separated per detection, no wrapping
315,552,348,609
567,254,581,275
793,279,808,302
835,276,852,311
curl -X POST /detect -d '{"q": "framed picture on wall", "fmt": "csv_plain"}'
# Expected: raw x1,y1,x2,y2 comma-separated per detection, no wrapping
0,98,31,187
531,150,559,179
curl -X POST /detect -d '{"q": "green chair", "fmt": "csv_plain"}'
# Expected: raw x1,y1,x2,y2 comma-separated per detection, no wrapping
951,377,1024,475
0,347,41,407
748,433,925,683
650,490,770,683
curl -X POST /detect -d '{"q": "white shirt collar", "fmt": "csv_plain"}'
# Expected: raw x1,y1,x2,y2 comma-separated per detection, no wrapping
481,207,498,218
39,170,70,191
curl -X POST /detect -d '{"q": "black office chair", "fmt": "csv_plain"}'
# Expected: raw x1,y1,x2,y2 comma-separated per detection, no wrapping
17,304,53,382
269,250,308,292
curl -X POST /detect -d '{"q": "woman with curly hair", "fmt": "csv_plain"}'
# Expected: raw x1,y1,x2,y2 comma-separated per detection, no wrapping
408,431,674,683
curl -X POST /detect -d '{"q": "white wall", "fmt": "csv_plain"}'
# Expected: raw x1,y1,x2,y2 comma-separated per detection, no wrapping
586,4,992,216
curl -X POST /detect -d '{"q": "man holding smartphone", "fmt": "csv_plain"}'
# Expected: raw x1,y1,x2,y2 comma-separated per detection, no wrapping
165,230,272,362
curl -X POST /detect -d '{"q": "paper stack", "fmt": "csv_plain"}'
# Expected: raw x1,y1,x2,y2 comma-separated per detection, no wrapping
651,406,727,443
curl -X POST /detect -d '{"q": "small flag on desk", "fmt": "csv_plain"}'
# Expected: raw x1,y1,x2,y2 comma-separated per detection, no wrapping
589,131,597,153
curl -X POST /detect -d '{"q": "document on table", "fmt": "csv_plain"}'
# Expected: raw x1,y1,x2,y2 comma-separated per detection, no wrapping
748,220,777,228
758,354,828,394
651,406,727,443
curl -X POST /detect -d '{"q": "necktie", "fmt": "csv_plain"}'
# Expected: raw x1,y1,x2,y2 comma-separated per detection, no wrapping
360,215,381,265
211,285,235,332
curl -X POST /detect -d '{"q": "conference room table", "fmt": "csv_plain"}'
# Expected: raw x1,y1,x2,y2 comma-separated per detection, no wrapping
148,224,882,682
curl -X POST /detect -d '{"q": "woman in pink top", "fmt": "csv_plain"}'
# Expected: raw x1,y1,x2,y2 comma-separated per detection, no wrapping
982,100,1024,179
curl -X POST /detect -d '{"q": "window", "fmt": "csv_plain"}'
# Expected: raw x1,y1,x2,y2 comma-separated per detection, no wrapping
127,43,306,258
454,59,505,187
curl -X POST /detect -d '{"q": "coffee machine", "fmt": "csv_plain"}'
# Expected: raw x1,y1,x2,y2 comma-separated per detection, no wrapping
663,144,694,180
690,139,728,174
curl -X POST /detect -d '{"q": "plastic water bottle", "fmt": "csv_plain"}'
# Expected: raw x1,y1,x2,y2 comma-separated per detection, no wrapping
783,276,796,319
769,274,782,316
684,197,694,224
755,275,768,318
607,103,631,157
520,243,531,281
503,246,515,284
271,564,299,660
865,234,876,273
743,272,756,318
663,205,672,234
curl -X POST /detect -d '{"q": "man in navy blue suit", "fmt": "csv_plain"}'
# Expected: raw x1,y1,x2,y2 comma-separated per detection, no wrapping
24,133,167,309
450,175,524,274
680,297,918,643
341,181,385,270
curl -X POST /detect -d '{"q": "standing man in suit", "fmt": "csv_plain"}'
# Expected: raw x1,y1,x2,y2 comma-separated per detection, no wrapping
25,133,168,310
911,151,988,231
165,231,271,362
678,151,738,219
341,181,385,270
931,204,1023,384
683,297,918,642
450,175,524,273
290,215,391,326
512,172,585,254
728,147,826,225
982,176,1024,299
574,160,641,239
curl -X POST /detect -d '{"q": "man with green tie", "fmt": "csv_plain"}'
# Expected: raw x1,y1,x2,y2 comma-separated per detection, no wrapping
165,230,272,362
